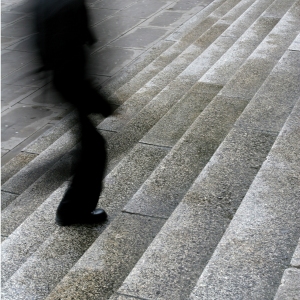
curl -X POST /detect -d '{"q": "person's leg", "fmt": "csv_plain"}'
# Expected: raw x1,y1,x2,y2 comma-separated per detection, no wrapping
56,113,107,215
53,67,108,225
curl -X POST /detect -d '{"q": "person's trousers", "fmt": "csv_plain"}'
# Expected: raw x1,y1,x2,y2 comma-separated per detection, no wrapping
57,113,107,215
52,64,107,216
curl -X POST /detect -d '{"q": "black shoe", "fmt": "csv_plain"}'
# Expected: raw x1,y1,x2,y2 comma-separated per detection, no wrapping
55,208,107,226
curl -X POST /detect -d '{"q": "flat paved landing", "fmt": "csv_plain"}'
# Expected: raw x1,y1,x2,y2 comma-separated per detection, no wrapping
1,0,212,165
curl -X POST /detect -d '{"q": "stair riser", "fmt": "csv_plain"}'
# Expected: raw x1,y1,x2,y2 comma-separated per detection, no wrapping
115,41,300,300
1,143,168,293
0,0,246,205
26,1,298,299
100,0,260,132
220,0,300,99
1,152,37,186
100,21,230,133
1,150,76,237
110,0,231,103
201,16,280,85
1,125,80,195
191,91,300,299
141,83,223,148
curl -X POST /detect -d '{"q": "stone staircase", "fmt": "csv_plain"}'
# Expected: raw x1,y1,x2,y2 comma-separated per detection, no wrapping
1,0,300,299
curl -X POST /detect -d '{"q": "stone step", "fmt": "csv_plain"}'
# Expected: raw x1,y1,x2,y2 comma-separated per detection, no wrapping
1,112,77,195
3,0,253,199
122,0,298,219
111,35,300,299
1,143,79,238
99,0,258,132
0,34,171,182
1,124,81,230
0,0,233,208
2,0,260,235
189,96,300,300
103,0,230,104
219,6,300,100
200,0,300,87
1,0,299,299
37,1,300,298
1,143,169,294
100,0,278,173
141,4,287,148
1,0,292,292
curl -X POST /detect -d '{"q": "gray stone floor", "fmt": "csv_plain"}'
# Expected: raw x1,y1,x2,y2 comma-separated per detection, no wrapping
1,0,211,165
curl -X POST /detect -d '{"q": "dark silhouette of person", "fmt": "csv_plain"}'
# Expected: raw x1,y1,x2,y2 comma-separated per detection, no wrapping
34,0,112,225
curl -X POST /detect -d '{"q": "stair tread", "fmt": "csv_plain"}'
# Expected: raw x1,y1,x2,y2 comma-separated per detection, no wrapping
114,39,300,300
1,143,169,296
1,0,300,299
190,96,300,300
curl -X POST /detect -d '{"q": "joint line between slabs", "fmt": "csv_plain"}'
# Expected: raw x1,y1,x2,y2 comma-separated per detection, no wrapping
122,210,168,220
1,189,20,196
138,141,172,150
115,291,151,300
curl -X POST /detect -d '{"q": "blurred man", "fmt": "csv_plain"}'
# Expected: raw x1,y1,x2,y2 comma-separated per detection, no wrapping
34,0,113,225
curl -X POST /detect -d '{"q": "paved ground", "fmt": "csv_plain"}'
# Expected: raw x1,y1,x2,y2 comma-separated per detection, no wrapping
1,0,300,298
1,0,211,165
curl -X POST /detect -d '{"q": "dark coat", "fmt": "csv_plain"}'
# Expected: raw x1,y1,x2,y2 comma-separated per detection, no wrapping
34,0,96,70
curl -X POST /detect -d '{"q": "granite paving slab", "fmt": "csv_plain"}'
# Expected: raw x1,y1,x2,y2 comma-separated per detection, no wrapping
90,13,143,51
1,83,38,112
1,103,66,150
1,50,35,78
117,127,277,300
123,95,248,218
6,34,37,52
1,16,34,38
220,0,300,100
18,83,67,107
200,16,280,85
89,8,117,26
141,82,222,147
2,59,50,87
1,11,25,24
189,70,300,300
90,0,138,10
147,11,185,27
110,28,169,49
90,47,143,76
1,143,168,298
46,213,165,300
1,184,68,285
119,0,171,20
